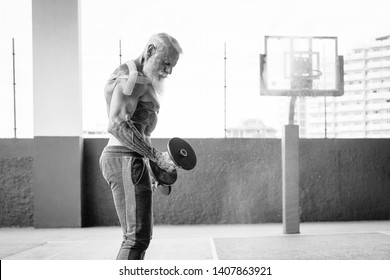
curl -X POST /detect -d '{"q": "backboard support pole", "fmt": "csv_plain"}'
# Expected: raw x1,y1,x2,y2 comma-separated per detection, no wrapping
288,96,297,125
282,123,300,234
260,35,343,235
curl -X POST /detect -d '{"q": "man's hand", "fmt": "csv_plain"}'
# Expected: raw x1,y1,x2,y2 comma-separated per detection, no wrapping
155,151,176,172
151,176,160,192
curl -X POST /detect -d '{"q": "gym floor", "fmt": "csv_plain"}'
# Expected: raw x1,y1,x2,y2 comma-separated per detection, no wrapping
1,221,390,260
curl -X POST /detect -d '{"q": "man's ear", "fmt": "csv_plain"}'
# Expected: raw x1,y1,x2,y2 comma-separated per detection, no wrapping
147,44,156,58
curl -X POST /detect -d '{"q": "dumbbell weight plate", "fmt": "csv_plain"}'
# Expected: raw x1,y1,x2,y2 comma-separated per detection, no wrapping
167,138,197,170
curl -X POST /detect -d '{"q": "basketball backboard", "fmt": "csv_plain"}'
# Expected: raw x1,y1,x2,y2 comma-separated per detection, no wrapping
260,36,344,96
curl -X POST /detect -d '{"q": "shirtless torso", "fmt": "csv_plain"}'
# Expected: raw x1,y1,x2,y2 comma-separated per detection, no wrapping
104,43,179,171
105,60,159,147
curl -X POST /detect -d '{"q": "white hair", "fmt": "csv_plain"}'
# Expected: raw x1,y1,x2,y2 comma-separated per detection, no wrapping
143,33,183,58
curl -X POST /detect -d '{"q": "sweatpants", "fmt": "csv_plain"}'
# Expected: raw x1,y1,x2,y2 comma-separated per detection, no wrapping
100,145,153,260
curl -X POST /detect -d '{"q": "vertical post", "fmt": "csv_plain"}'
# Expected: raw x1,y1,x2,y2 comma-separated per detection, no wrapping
12,38,17,138
283,93,300,234
288,96,297,125
32,0,83,228
282,124,300,234
119,39,122,65
324,95,327,138
224,43,227,138
323,42,328,139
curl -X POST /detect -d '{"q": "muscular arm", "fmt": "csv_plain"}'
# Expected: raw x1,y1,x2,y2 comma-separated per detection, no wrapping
106,76,174,171
107,78,156,156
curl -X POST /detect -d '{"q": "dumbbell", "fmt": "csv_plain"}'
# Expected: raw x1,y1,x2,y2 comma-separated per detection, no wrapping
148,137,197,194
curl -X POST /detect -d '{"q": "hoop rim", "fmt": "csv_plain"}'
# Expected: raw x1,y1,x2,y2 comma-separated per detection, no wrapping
291,69,323,80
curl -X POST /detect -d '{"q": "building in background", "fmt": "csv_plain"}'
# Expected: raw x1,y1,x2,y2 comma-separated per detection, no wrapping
227,118,277,138
83,122,108,138
286,35,390,138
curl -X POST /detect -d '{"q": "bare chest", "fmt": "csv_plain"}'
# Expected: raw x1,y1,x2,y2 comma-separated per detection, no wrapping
132,83,160,112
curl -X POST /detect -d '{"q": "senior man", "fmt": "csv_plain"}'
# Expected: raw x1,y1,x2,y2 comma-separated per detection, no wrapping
100,33,182,260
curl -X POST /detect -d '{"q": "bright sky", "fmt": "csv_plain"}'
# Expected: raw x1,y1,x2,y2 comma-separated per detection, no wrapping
1,0,390,138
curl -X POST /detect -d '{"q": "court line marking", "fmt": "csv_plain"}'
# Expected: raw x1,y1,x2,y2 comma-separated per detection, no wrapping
209,238,218,260
377,231,390,236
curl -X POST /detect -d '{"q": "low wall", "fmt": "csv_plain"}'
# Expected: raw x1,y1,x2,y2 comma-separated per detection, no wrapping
300,139,390,221
0,139,34,227
82,138,282,226
83,138,390,225
1,138,390,227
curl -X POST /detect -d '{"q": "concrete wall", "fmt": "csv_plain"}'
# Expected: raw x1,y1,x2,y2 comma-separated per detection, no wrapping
32,0,82,136
1,138,390,227
82,138,282,226
300,139,390,221
83,138,390,226
0,140,34,227
33,137,83,228
32,0,83,228
82,139,113,226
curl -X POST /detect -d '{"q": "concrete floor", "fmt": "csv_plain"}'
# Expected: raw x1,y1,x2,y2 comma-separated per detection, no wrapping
1,221,390,260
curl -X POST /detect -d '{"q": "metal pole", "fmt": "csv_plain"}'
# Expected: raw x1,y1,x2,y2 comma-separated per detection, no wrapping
323,42,328,138
12,38,17,138
289,96,297,125
324,95,327,138
119,39,122,65
224,43,227,138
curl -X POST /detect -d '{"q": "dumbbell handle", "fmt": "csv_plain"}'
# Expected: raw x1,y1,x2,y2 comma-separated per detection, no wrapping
179,149,188,157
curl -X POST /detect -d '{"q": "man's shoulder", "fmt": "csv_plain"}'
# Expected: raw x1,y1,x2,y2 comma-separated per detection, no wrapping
112,61,141,76
113,63,130,76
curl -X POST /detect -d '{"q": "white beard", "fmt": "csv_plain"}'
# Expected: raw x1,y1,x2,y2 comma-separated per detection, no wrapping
143,59,165,96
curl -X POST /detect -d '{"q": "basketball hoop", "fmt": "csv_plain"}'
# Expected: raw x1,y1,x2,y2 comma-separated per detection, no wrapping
259,35,344,235
260,36,344,97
